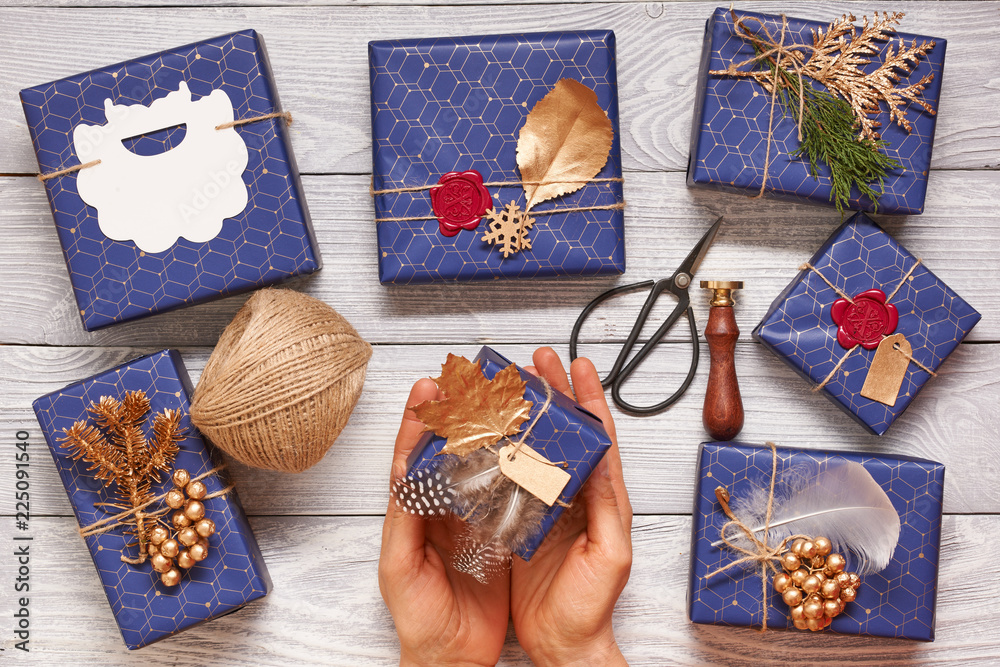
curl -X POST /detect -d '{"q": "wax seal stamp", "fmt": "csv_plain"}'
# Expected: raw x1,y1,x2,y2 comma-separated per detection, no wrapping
429,170,493,236
830,289,898,350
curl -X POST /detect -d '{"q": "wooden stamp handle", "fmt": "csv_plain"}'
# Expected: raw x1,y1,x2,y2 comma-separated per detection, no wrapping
703,303,744,441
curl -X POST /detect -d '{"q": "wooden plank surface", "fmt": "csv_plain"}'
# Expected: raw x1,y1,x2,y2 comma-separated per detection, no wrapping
1,0,997,663
1,170,997,347
1,3,1000,176
3,343,999,516
1,515,997,664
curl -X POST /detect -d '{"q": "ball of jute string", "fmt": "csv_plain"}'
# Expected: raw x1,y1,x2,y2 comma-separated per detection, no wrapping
190,288,372,473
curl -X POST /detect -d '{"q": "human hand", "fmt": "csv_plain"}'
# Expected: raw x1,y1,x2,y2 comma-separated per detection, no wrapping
511,347,633,666
378,378,511,667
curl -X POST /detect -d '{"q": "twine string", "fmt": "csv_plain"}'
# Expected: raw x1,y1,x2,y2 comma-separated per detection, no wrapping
705,442,808,631
374,202,626,224
504,378,572,509
78,465,233,540
371,176,627,224
37,111,293,182
509,377,555,461
800,259,936,392
370,177,624,197
711,14,820,197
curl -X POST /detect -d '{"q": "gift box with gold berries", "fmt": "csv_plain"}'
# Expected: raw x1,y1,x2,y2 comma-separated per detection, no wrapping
688,441,944,640
33,349,270,650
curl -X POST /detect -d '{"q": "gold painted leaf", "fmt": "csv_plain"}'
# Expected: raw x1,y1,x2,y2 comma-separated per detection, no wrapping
516,78,614,212
413,354,533,457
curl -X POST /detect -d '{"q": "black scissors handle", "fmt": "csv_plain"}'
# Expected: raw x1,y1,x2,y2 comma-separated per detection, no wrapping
569,278,700,415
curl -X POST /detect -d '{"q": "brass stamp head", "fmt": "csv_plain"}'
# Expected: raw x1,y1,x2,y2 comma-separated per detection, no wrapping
701,280,744,307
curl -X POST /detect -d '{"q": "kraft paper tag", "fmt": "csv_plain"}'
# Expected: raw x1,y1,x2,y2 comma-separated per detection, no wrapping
861,333,911,406
498,443,571,507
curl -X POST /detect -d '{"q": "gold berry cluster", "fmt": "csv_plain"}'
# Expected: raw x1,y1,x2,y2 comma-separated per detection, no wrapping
772,536,861,632
146,469,217,587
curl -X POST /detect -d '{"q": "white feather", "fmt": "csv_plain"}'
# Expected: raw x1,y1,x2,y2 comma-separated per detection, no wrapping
716,460,901,575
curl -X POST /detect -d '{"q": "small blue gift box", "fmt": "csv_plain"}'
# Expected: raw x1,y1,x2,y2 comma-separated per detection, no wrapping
688,8,945,214
369,31,625,284
689,442,944,641
754,212,980,435
406,346,612,559
20,30,321,330
33,350,270,649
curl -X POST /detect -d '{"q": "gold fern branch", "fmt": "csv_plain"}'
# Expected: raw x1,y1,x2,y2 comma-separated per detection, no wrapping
59,390,183,565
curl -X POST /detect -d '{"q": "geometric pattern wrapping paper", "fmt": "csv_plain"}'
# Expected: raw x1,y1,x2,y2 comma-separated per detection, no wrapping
369,31,625,283
32,350,270,650
688,442,944,641
404,346,613,559
688,8,945,214
753,213,980,435
19,30,320,330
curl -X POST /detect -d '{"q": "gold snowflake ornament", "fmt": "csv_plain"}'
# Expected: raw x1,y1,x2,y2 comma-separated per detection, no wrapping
481,201,535,258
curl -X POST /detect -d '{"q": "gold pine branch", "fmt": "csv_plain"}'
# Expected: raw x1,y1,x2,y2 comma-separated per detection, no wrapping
59,390,184,565
799,11,936,140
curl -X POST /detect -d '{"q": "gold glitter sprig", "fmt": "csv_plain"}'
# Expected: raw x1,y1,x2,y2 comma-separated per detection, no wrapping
59,391,183,565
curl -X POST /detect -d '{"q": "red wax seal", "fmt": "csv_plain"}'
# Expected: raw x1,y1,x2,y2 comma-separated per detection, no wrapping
830,289,899,350
429,170,493,237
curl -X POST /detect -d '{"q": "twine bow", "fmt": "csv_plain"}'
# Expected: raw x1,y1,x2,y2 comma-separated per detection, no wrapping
705,442,807,631
801,259,937,391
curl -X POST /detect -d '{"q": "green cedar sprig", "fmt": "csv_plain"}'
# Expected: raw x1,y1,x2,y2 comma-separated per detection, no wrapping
756,47,901,214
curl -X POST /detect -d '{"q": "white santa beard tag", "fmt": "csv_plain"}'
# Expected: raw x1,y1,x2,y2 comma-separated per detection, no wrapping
861,333,912,406
498,443,571,507
72,81,250,253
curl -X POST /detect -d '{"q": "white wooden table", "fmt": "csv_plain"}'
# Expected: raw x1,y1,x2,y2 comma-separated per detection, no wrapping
1,1,998,664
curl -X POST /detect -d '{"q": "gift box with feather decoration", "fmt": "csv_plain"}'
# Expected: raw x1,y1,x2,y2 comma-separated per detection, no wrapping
688,441,943,640
399,346,612,567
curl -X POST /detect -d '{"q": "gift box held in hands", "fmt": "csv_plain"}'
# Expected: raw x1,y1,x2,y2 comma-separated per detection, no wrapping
688,442,943,640
369,31,625,283
754,212,980,435
33,350,270,649
396,346,612,579
20,30,321,330
688,8,945,214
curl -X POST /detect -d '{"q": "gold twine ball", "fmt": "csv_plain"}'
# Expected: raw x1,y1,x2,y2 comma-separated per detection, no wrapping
190,288,372,473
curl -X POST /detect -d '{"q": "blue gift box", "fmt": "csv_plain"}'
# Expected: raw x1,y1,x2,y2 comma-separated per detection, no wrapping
754,212,980,435
369,31,625,284
32,350,270,650
406,346,612,559
20,30,321,330
688,8,945,214
688,442,944,641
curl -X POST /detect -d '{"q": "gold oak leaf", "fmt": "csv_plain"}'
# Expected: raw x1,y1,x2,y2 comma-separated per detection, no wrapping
413,354,533,457
516,78,613,212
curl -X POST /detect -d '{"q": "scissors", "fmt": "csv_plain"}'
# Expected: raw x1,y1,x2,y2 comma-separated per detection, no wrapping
569,216,724,415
